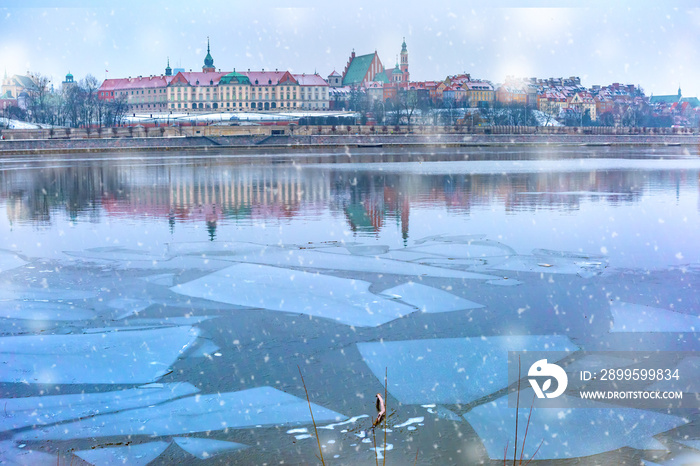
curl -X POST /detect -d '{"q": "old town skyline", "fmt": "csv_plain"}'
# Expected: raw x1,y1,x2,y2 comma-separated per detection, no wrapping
1,1,699,99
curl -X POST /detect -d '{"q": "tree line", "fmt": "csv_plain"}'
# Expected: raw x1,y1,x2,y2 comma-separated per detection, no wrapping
2,74,128,129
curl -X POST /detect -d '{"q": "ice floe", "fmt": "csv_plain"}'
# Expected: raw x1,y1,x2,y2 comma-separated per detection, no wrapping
0,326,199,384
464,388,687,460
14,386,345,441
172,263,419,327
220,244,498,280
610,301,699,332
394,417,424,428
186,339,221,358
141,273,177,286
485,278,523,286
643,452,700,465
357,335,577,404
380,282,484,313
319,415,369,430
75,442,169,466
0,250,27,273
0,440,56,465
108,298,151,319
0,301,95,321
491,249,607,277
173,437,248,459
0,382,198,432
405,240,516,259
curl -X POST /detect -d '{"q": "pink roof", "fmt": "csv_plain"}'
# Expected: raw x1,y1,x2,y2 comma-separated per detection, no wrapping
100,76,168,91
294,74,329,86
328,70,341,77
172,71,228,86
243,71,297,86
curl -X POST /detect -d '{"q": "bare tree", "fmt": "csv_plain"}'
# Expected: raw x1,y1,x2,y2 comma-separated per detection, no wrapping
27,73,51,124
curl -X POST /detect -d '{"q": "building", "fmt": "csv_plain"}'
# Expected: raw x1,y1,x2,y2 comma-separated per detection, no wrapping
1,72,37,100
341,39,410,88
98,41,329,113
464,81,495,108
342,50,386,88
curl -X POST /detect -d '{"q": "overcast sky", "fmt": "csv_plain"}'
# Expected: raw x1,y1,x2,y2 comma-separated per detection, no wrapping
1,1,699,98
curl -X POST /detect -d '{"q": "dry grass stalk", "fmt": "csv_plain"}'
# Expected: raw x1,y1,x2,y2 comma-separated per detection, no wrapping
297,366,325,466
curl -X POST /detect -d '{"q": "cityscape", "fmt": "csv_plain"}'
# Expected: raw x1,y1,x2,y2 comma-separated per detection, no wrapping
2,37,699,130
1,4,700,465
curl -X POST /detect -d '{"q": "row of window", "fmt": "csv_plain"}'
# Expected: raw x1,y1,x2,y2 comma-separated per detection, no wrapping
167,102,327,110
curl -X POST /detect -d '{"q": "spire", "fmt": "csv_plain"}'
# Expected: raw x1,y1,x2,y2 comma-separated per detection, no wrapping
678,84,682,99
203,37,215,72
165,57,172,76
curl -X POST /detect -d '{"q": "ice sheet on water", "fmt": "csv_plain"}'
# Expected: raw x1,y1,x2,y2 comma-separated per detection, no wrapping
75,442,169,466
610,301,699,332
0,440,56,465
173,437,248,459
64,246,167,263
345,244,390,255
413,234,487,244
0,382,198,432
131,316,217,326
405,241,516,259
0,250,27,273
222,245,497,280
186,339,221,358
0,288,96,301
0,301,95,321
141,273,177,286
676,439,700,451
492,253,606,277
464,388,686,460
0,326,199,384
485,278,523,286
13,386,345,441
643,454,700,466
172,263,418,327
109,298,151,319
357,335,576,404
393,417,424,428
380,282,484,313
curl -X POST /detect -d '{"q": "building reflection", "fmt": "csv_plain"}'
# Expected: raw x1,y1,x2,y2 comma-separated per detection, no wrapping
0,161,694,240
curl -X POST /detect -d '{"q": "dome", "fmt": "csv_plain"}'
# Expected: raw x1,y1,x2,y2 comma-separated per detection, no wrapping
220,71,251,85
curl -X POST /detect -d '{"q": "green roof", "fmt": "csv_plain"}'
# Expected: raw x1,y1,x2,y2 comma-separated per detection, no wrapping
681,97,700,108
220,71,250,85
372,73,389,83
650,95,680,104
11,74,37,91
342,53,376,86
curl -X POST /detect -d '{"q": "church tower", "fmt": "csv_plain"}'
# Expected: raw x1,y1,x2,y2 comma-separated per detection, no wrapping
202,38,215,73
165,58,172,76
400,37,409,83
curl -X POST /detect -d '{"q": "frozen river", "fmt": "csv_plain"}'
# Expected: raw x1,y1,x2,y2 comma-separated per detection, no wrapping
0,145,699,464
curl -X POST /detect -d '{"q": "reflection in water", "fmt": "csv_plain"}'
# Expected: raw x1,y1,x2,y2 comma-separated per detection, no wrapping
1,150,699,464
1,159,692,233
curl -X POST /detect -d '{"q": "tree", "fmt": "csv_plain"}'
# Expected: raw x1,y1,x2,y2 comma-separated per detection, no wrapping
27,73,52,124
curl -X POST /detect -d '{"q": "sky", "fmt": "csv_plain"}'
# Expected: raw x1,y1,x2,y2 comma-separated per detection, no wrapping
1,0,699,98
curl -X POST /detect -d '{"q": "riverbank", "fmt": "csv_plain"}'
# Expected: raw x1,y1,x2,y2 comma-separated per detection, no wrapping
1,132,698,155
